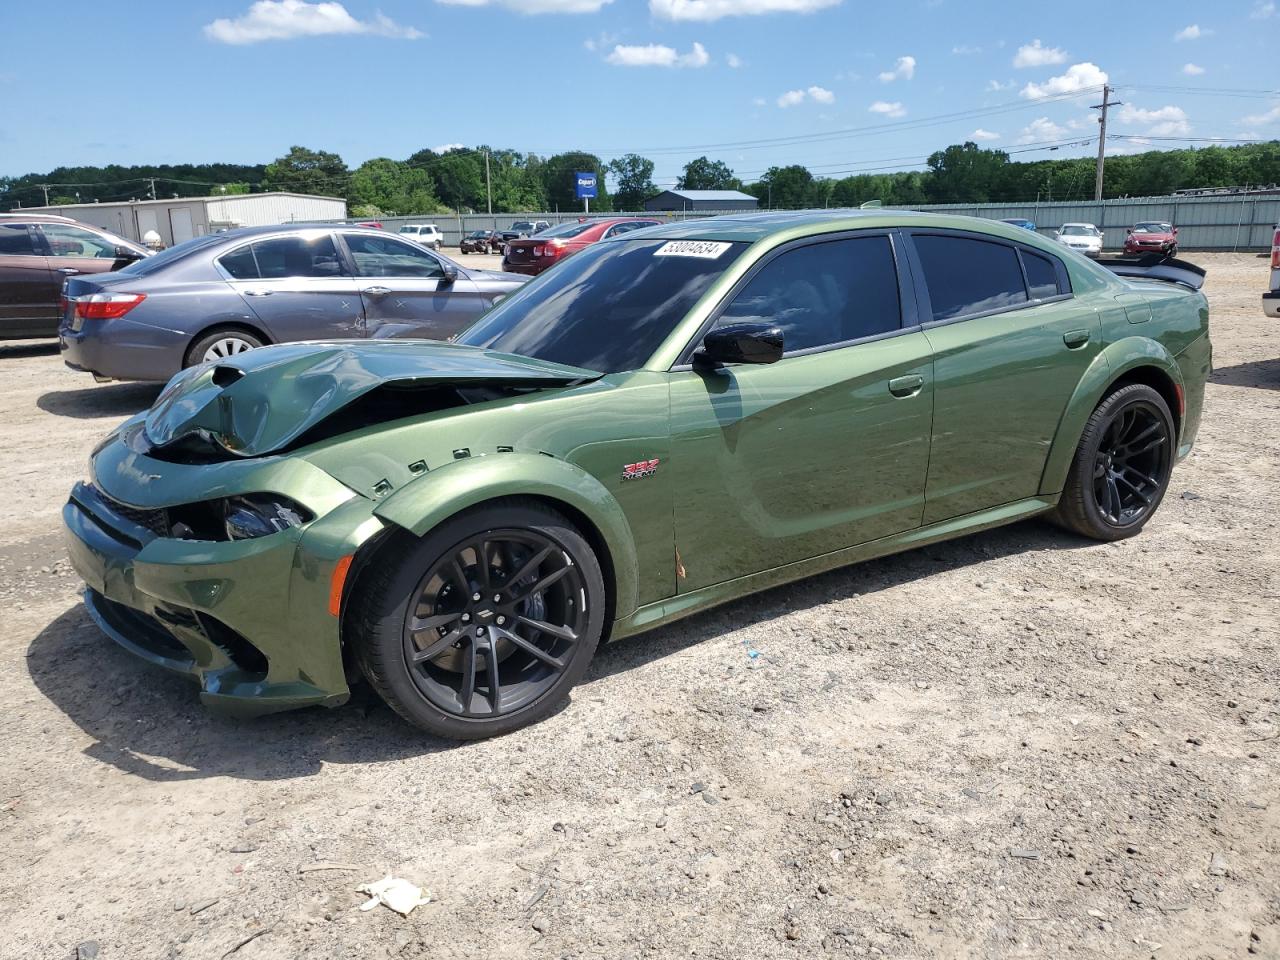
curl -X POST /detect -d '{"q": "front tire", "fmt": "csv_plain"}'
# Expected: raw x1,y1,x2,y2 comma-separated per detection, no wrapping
349,501,606,739
1053,383,1175,541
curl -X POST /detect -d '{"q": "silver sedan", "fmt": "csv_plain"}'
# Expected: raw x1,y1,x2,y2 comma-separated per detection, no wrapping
58,224,529,382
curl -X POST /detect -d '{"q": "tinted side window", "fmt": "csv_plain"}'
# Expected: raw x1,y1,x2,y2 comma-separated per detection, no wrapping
220,235,345,280
715,235,901,352
1021,249,1062,299
0,223,36,256
914,234,1028,321
343,233,443,278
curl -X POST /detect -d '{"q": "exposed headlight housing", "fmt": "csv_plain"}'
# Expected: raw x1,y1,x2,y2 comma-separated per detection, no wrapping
223,495,312,541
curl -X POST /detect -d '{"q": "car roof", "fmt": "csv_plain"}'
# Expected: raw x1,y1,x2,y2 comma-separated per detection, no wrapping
0,212,82,223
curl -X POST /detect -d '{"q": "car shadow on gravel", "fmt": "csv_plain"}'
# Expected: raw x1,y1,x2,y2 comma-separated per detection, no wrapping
1210,356,1280,390
37,382,162,419
591,517,1093,681
0,340,58,360
28,605,458,782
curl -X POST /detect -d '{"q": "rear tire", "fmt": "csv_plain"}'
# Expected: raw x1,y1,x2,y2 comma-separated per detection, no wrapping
1053,383,1175,541
184,327,265,368
349,501,606,739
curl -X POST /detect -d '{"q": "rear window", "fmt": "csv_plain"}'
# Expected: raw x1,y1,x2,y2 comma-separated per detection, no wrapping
913,234,1029,321
116,234,223,276
536,221,597,239
0,223,36,256
1021,249,1063,299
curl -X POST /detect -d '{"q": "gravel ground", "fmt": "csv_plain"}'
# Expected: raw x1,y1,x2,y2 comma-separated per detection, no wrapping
0,252,1276,960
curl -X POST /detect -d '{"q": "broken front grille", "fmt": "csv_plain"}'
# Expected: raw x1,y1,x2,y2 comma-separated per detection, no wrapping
92,485,171,538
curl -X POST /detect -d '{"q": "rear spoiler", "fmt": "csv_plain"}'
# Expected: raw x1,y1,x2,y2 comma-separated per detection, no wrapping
1096,253,1206,291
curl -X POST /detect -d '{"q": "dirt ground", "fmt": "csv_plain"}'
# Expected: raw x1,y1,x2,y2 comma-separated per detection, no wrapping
0,252,1276,960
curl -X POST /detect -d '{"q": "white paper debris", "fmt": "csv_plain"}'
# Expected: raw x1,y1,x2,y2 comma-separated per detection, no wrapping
356,875,432,916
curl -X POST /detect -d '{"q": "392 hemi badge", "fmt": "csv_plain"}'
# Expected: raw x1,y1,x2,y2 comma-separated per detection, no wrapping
622,458,660,480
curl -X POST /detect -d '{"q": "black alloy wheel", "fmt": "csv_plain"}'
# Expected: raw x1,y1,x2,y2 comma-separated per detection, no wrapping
350,501,605,739
1054,383,1176,541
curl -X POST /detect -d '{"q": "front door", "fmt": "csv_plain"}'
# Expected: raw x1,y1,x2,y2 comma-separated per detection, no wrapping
218,232,364,342
37,222,137,287
904,230,1103,523
669,232,934,591
339,232,491,342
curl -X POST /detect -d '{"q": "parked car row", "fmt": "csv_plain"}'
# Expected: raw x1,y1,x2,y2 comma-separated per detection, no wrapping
501,217,661,276
992,218,1182,260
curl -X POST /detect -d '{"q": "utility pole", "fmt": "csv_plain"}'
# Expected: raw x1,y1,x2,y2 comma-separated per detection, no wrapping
1091,85,1121,202
39,184,50,206
147,178,157,200
484,150,492,215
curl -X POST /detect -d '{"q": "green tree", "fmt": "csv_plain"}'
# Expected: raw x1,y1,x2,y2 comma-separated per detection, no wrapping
925,142,1009,203
747,165,814,209
678,156,740,190
263,146,347,195
608,154,657,210
542,152,610,212
349,158,441,215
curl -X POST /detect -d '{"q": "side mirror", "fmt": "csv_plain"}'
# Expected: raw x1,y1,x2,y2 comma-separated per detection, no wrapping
440,263,458,284
115,245,144,260
1126,227,1133,234
1172,227,1178,235
694,322,784,367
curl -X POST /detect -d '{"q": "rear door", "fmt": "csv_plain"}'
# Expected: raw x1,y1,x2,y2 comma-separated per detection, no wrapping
339,231,490,341
217,232,364,342
0,221,55,336
903,229,1101,523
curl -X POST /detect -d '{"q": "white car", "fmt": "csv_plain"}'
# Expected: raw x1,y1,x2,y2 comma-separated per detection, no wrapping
397,223,443,250
1265,222,1280,318
1055,222,1104,259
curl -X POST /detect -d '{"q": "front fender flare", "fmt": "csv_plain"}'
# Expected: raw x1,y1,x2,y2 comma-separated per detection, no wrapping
1039,337,1184,497
371,453,640,619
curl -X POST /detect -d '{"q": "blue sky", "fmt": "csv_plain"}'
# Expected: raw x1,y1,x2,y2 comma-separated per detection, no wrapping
1,0,1277,190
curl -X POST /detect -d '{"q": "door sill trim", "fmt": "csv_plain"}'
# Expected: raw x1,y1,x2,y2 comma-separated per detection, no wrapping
609,494,1058,642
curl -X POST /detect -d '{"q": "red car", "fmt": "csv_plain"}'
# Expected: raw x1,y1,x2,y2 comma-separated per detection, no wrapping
502,217,662,276
1123,221,1179,257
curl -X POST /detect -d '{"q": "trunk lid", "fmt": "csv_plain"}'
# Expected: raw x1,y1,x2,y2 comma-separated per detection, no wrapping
141,340,600,458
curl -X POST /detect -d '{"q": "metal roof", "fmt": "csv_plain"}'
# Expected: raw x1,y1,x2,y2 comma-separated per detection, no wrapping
657,189,758,201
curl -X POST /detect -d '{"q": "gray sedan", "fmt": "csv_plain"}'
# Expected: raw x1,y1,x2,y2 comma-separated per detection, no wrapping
58,225,529,382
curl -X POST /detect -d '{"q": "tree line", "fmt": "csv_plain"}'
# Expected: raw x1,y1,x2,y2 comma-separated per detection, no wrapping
3,140,1277,215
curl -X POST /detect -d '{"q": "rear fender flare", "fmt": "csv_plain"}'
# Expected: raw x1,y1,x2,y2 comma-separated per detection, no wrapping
372,453,640,619
1039,337,1183,496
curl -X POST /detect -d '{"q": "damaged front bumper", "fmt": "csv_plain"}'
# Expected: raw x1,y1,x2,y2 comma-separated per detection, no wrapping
63,450,384,718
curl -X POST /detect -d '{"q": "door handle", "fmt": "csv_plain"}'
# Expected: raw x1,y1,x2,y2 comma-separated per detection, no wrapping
57,267,80,275
363,286,391,298
888,374,925,398
1063,329,1091,348
242,288,272,297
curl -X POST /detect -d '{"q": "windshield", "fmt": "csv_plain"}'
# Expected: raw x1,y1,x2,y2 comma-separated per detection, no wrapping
511,221,534,231
467,230,487,238
397,226,418,233
457,238,749,373
1134,222,1172,234
1061,225,1095,236
116,233,225,276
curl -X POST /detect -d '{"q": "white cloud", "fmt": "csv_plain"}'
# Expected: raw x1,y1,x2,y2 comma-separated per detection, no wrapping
650,0,840,20
1116,104,1191,136
1174,23,1210,40
434,143,465,153
1012,39,1067,68
204,0,422,43
1251,1,1275,18
582,32,619,51
877,55,916,82
808,85,835,103
1182,62,1205,76
774,85,835,107
726,52,743,67
438,0,611,12
951,44,981,55
986,79,1014,92
868,100,906,118
752,96,767,106
1243,102,1280,125
1236,130,1260,140
971,128,1000,141
605,41,709,67
1017,116,1067,143
1020,61,1107,99
777,88,807,107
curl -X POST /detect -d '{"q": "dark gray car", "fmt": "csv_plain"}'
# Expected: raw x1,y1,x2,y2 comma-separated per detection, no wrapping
58,225,529,381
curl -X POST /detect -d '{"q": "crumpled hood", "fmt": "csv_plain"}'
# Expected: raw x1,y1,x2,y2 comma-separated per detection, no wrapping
143,340,599,458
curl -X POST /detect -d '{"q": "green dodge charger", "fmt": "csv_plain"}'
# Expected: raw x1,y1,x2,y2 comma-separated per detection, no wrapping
63,211,1212,739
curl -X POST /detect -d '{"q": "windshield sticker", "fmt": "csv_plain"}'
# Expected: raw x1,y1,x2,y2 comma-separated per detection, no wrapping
653,240,733,259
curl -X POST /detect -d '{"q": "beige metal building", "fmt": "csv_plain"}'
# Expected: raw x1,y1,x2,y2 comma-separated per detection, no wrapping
20,192,347,247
